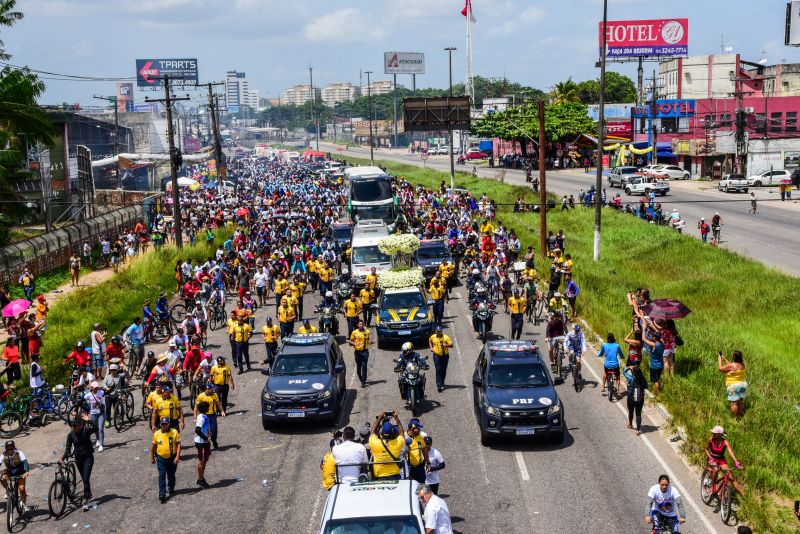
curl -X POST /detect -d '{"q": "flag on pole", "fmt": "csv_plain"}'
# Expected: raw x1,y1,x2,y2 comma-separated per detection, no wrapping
460,0,476,22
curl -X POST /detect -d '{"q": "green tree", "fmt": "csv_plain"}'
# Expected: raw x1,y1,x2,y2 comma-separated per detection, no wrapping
471,101,595,148
575,72,637,104
549,77,580,104
0,0,22,61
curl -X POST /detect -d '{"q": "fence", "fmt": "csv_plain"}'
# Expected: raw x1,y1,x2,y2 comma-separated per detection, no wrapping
0,204,145,288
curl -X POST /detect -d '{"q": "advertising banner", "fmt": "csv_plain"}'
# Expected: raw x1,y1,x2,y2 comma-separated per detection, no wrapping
136,59,198,87
601,19,688,58
605,120,632,138
384,52,425,75
632,99,696,118
117,83,134,112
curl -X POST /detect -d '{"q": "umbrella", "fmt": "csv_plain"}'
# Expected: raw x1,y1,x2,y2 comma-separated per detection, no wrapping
641,299,691,320
2,299,30,318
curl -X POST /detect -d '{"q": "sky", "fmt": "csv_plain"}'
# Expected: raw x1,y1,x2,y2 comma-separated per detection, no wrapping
4,0,800,107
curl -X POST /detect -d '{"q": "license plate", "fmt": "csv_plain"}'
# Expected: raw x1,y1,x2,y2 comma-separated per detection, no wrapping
287,411,306,418
398,330,412,336
516,428,535,436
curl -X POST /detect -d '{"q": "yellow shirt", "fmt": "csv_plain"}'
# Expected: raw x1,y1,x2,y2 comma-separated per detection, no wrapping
364,274,377,290
549,297,565,311
343,299,363,318
35,302,48,321
508,296,527,315
154,394,181,421
480,222,495,234
230,323,252,343
406,434,427,467
210,364,231,386
152,428,181,459
299,324,318,335
725,367,746,386
308,260,317,274
195,391,220,415
289,282,305,300
318,268,334,283
429,282,445,301
429,334,453,356
278,305,296,324
350,329,370,351
359,288,374,305
438,263,454,278
145,391,160,409
321,452,336,490
274,278,289,296
369,434,404,477
227,317,237,335
262,324,280,343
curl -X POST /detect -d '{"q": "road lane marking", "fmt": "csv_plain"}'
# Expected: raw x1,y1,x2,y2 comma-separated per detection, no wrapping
514,451,530,481
306,488,325,534
580,353,721,534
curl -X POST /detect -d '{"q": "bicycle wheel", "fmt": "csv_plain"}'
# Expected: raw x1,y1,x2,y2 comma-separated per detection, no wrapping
720,484,734,524
66,463,79,504
56,396,71,422
607,373,615,402
572,360,579,392
47,477,67,518
554,347,562,379
6,491,15,532
189,382,197,410
700,468,714,504
113,404,125,432
152,322,171,344
169,303,187,324
0,412,22,439
124,392,135,421
534,299,545,322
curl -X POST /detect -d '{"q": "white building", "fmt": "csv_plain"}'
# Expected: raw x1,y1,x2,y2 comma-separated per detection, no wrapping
281,84,321,106
658,54,739,99
365,80,400,96
321,83,358,106
226,70,249,108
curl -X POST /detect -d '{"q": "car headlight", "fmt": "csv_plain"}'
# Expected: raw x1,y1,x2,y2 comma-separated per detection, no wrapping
318,389,331,400
263,391,276,401
485,405,501,416
547,403,561,415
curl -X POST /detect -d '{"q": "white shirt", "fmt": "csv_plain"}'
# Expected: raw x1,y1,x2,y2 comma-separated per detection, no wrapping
29,362,45,388
425,447,444,485
254,272,269,288
648,484,681,517
194,413,209,445
331,440,368,483
423,494,453,534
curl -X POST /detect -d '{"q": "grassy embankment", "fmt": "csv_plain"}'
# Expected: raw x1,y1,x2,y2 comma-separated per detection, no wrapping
341,155,800,533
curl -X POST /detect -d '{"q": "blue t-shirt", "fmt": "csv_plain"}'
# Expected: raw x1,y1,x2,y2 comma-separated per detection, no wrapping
599,342,622,369
649,342,665,370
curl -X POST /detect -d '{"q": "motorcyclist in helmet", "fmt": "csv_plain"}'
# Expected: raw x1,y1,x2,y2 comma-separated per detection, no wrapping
393,342,429,406
321,290,336,308
467,268,483,290
337,266,351,285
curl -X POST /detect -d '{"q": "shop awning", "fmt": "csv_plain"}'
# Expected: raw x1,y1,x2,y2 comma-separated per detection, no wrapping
657,151,677,159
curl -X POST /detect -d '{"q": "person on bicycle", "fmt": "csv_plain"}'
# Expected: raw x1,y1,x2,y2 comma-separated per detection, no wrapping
180,314,203,345
645,474,686,533
598,333,624,396
105,336,126,370
193,352,214,384
484,259,500,296
172,328,189,354
183,345,204,379
548,291,567,318
1,441,30,513
61,412,96,511
142,299,156,324
565,324,586,380
705,425,743,502
64,341,91,370
155,293,170,322
545,312,566,369
123,317,145,372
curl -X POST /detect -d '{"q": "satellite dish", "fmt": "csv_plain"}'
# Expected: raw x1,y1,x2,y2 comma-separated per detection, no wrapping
723,46,734,53
758,58,768,65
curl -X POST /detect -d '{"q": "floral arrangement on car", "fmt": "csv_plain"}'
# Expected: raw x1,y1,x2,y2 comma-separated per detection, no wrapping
378,233,420,256
377,267,425,290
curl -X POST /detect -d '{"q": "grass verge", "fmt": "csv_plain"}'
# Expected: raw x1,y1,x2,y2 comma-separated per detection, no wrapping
341,155,800,533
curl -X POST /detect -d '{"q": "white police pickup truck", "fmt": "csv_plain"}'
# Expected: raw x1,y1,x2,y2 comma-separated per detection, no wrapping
624,175,670,196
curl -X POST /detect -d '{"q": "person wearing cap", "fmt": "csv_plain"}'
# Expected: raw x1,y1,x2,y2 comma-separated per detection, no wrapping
151,416,181,503
102,364,122,428
405,418,430,484
331,426,368,484
194,381,225,449
348,320,371,388
697,217,710,243
81,380,105,452
61,412,97,511
182,344,204,382
424,436,445,495
277,297,297,339
428,327,453,393
705,425,744,501
151,383,183,432
230,316,253,374
368,411,405,480
34,294,48,324
261,318,280,367
507,288,526,340
210,357,234,411
428,274,446,326
298,319,318,335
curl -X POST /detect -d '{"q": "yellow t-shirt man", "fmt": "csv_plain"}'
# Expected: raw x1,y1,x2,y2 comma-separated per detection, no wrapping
368,434,404,478
343,298,363,318
359,287,374,305
349,329,370,351
428,281,445,301
154,394,181,422
429,333,453,356
152,427,181,459
195,391,220,415
321,452,336,490
277,304,297,324
508,296,527,315
274,278,289,296
230,323,252,343
262,324,280,343
298,323,318,335
210,364,231,386
406,434,427,467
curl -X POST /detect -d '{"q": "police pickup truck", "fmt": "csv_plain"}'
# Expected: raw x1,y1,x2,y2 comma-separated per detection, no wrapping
623,175,670,196
374,287,434,349
318,479,424,534
260,333,346,429
472,340,565,445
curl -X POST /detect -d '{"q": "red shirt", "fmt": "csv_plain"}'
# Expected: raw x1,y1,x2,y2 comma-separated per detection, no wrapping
106,343,125,359
2,346,20,365
64,349,91,367
183,349,203,372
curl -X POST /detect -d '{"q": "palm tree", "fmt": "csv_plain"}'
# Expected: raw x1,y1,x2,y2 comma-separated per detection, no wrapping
550,77,580,105
0,0,23,60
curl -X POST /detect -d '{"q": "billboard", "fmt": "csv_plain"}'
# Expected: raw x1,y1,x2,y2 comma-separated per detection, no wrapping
135,59,198,87
786,2,800,46
117,82,134,112
601,19,688,58
384,52,425,75
605,120,632,138
632,99,696,118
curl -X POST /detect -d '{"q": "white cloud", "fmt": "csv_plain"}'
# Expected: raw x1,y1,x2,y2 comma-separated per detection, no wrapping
487,6,545,36
304,8,385,43
123,0,196,13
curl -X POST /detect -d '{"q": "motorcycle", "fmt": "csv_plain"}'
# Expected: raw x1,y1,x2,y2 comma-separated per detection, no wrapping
524,168,532,182
394,356,429,417
315,304,340,335
456,155,466,165
335,278,353,307
471,300,496,342
670,218,685,233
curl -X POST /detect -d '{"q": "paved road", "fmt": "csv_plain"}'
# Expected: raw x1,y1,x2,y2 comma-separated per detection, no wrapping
13,283,727,534
323,143,800,276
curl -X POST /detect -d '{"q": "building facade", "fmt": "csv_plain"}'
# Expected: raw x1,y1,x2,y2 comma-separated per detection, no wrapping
281,84,321,106
226,70,249,108
321,83,358,106
365,80,400,96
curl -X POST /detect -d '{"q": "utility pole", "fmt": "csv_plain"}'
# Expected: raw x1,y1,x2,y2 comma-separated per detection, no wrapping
309,66,320,151
593,0,608,262
636,56,644,106
649,70,659,166
538,101,547,257
392,73,398,149
146,75,190,249
445,47,457,190
93,94,121,188
365,70,374,165
198,82,225,190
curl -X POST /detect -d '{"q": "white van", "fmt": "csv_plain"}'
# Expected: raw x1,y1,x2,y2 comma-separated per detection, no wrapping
350,219,391,280
318,479,424,534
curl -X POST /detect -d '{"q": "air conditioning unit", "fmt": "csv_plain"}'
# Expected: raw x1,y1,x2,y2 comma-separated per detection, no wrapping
744,107,754,114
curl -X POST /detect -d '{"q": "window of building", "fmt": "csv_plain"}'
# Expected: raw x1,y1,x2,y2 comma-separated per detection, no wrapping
704,114,716,128
720,113,732,127
786,112,797,133
770,112,783,133
755,113,766,134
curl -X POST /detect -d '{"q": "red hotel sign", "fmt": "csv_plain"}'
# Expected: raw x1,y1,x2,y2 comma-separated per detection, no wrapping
605,120,631,138
600,19,689,58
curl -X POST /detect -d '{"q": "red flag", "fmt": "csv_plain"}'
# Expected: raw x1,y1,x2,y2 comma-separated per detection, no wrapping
460,0,476,22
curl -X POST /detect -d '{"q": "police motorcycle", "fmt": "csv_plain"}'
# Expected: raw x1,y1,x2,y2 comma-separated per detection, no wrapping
393,342,429,417
315,291,340,335
335,268,354,308
470,286,496,342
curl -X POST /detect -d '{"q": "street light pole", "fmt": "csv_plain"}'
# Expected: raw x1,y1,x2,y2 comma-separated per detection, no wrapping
593,0,608,262
365,70,374,165
445,47,457,190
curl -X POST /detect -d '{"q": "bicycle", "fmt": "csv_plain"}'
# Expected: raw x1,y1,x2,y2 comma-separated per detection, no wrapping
552,337,564,380
568,350,582,392
188,375,205,410
701,462,742,525
29,387,67,426
605,368,617,402
649,511,682,533
208,301,227,331
110,387,136,432
48,457,80,518
487,278,501,304
92,253,110,271
5,474,25,531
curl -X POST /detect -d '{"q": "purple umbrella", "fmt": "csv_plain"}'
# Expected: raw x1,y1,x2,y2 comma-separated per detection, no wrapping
641,299,691,320
1,299,31,318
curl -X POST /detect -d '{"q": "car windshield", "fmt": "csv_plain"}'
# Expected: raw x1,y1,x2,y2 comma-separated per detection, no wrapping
272,353,329,375
382,292,425,309
488,362,549,387
352,204,395,223
351,179,393,202
620,167,639,174
323,516,422,534
417,246,449,260
352,246,391,265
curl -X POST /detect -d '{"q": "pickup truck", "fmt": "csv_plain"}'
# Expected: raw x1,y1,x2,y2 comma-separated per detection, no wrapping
624,176,670,196
718,173,748,193
607,166,641,188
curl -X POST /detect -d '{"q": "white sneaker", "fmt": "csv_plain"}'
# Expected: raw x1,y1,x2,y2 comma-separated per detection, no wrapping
21,505,29,514
97,445,104,453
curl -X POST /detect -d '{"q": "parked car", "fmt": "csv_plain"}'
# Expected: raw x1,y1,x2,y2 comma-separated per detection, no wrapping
718,173,749,193
624,176,670,196
746,169,791,187
653,165,691,180
639,164,665,176
435,145,450,155
607,166,641,188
